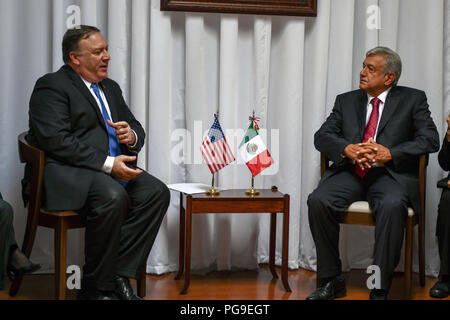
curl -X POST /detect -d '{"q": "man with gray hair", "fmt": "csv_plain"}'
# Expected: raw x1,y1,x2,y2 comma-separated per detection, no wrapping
306,47,439,300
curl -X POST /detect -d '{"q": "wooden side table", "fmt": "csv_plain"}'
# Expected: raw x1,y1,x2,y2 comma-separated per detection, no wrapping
174,189,291,294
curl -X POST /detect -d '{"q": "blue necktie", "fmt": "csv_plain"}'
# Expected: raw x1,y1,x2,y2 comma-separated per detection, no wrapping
91,83,128,187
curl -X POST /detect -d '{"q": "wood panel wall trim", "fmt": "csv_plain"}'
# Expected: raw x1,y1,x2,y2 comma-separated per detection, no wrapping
160,0,317,17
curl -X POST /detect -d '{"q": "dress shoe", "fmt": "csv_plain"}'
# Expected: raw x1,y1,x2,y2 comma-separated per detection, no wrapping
114,275,142,300
369,289,388,300
77,288,118,300
306,275,346,300
7,248,41,281
430,277,450,298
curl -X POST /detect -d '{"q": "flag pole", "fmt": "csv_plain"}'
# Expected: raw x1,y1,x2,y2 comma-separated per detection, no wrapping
206,111,220,196
246,110,259,196
206,172,219,196
246,175,260,196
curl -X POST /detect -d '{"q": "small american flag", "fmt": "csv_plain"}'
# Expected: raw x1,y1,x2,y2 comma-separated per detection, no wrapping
201,115,235,174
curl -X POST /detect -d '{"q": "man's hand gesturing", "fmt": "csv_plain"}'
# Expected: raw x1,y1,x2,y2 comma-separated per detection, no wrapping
107,120,136,146
446,114,450,142
111,155,143,181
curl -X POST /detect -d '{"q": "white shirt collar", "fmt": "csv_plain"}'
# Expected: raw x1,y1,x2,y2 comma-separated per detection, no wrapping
367,86,392,104
80,76,96,90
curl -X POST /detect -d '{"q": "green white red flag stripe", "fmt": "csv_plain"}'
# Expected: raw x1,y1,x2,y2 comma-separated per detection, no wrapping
239,123,273,177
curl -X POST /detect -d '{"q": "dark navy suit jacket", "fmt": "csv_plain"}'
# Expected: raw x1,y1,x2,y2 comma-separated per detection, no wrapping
315,86,440,214
25,65,145,211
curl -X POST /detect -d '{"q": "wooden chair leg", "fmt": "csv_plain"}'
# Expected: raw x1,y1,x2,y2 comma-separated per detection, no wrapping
281,198,291,292
269,213,278,279
9,212,40,296
175,193,185,280
180,196,192,295
418,215,425,287
137,270,146,298
9,276,24,297
55,219,67,300
404,215,413,299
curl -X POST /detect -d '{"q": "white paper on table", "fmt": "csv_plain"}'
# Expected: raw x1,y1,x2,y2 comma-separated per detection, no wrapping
167,183,223,195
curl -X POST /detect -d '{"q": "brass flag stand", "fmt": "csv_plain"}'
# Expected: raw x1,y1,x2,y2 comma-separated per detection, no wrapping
245,175,259,196
206,172,220,196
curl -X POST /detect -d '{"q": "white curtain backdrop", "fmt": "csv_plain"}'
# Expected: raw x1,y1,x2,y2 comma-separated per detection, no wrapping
0,0,448,280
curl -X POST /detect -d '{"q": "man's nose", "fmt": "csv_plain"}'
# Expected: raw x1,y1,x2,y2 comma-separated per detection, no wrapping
360,66,368,76
103,51,111,60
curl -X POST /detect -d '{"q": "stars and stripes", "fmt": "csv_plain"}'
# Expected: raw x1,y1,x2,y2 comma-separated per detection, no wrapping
201,115,235,174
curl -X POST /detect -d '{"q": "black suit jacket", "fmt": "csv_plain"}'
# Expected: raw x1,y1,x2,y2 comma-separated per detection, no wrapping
438,138,450,174
25,65,146,211
314,86,440,214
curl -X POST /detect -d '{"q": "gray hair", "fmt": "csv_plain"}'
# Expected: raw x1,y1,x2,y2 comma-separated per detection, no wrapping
366,46,402,86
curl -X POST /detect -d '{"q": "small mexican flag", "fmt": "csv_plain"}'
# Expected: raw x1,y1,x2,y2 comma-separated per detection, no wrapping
239,113,273,177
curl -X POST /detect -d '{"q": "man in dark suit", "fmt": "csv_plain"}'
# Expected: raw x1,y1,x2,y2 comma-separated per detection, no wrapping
26,25,170,300
1,192,40,291
430,114,450,298
306,47,439,300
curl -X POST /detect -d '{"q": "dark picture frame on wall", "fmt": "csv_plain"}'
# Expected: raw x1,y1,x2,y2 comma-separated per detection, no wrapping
160,0,317,17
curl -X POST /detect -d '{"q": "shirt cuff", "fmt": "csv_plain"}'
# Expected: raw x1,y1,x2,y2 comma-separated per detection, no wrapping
127,130,138,150
102,156,115,174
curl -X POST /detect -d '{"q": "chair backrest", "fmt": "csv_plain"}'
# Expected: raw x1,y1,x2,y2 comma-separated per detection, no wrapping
18,132,45,253
320,153,428,216
418,155,427,217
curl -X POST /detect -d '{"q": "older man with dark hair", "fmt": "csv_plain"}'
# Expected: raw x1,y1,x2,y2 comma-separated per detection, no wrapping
306,46,439,300
25,25,170,300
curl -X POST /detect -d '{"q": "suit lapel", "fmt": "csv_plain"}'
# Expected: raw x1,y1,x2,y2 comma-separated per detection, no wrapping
356,90,368,140
100,81,119,123
376,87,400,138
62,65,107,130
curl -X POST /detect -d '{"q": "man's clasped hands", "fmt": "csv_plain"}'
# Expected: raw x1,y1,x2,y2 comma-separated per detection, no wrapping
344,138,393,170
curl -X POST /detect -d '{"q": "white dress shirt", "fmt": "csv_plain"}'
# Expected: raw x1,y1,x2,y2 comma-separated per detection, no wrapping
365,87,391,142
362,87,392,167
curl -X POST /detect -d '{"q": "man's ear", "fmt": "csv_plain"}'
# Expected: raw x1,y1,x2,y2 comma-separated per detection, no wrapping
385,73,395,86
69,52,80,66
